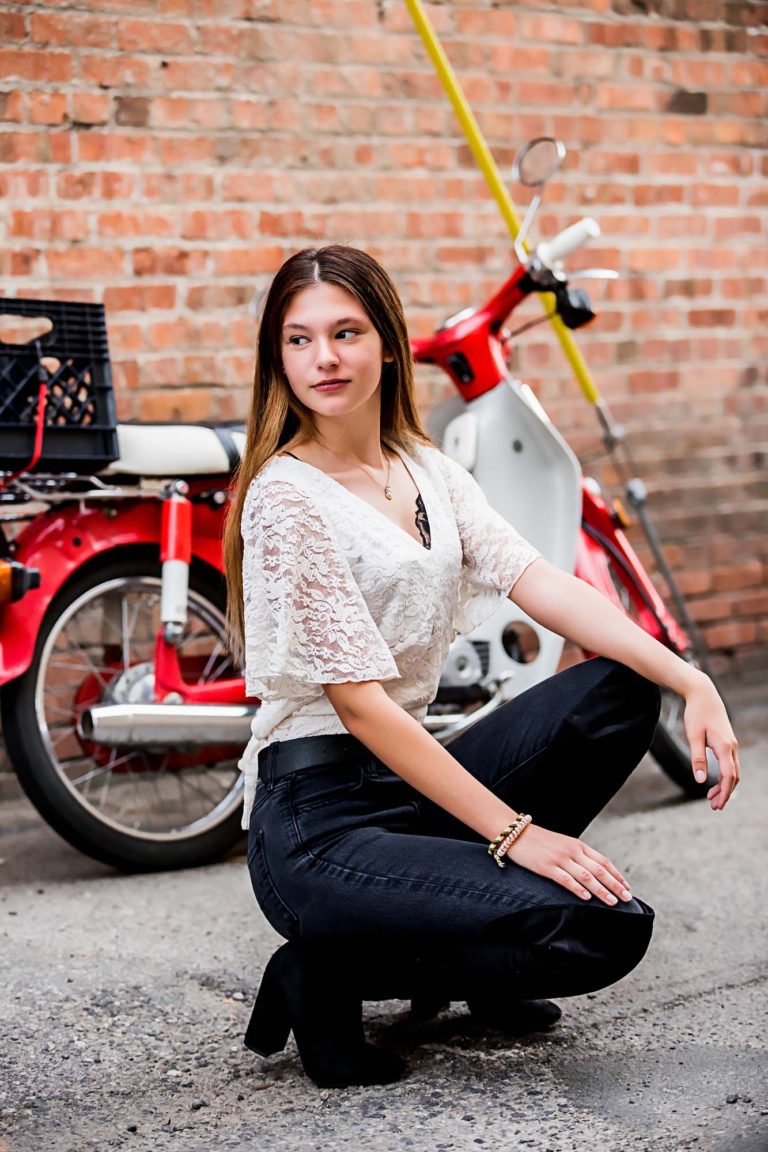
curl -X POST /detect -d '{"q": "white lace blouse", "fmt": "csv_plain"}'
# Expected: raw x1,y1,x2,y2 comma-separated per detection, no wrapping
237,440,541,829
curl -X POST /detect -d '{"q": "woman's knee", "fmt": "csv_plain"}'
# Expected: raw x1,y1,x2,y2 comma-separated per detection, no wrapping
517,898,655,995
576,898,655,989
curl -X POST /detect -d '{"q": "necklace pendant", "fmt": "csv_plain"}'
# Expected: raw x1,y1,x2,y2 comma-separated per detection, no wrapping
384,484,393,501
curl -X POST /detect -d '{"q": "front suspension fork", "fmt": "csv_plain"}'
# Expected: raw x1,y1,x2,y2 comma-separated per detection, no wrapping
153,481,248,705
159,480,192,646
155,481,193,703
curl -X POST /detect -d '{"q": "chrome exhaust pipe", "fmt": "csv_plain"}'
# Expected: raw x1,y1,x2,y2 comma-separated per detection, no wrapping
78,703,257,748
79,674,514,750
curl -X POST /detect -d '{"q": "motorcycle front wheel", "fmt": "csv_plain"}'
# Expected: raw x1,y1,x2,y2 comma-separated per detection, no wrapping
2,553,247,872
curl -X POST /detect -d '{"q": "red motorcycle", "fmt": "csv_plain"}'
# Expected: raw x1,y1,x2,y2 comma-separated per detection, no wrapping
0,140,717,872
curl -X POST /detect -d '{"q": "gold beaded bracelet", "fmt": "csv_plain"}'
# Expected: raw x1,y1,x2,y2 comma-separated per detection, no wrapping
488,813,532,869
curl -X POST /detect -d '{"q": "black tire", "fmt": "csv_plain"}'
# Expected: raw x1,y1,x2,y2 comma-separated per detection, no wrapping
2,552,246,872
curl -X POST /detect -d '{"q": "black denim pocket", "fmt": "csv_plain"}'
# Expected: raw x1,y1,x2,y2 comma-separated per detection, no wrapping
288,763,366,815
247,827,299,940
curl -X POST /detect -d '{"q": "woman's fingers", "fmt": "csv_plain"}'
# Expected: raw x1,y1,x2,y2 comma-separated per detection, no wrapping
551,848,631,906
689,731,709,785
707,737,740,810
552,866,593,902
704,737,741,811
508,827,632,907
581,844,630,892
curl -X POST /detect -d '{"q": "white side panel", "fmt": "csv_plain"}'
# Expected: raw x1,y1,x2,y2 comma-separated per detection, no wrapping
427,377,582,698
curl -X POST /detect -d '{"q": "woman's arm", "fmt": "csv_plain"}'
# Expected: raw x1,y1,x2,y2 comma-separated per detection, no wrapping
323,679,634,907
510,557,740,811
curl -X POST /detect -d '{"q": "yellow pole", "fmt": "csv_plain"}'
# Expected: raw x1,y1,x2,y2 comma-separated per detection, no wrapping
403,0,601,406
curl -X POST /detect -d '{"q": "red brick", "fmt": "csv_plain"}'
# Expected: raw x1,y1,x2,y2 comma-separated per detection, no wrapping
711,561,763,593
132,248,209,277
704,621,757,649
518,13,582,45
104,285,177,312
628,370,680,394
736,590,768,617
0,170,49,198
218,170,276,202
31,12,115,49
71,92,111,126
160,58,236,91
691,183,741,208
714,216,763,241
27,91,69,126
97,211,177,239
0,90,24,123
185,285,252,311
633,185,685,206
138,389,216,423
79,55,156,88
77,133,152,164
210,244,284,276
181,209,259,241
117,19,195,54
45,248,125,279
627,249,680,273
142,172,213,201
101,171,138,200
455,8,517,37
489,44,552,73
0,12,26,40
596,83,657,112
688,309,737,328
0,49,73,83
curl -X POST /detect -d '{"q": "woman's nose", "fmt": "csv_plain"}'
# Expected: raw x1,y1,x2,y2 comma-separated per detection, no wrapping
315,337,339,368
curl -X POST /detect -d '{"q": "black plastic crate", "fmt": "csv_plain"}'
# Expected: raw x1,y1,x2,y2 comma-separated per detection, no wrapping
0,298,119,473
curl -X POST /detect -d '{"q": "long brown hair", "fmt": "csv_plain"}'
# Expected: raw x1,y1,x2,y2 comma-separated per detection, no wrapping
223,244,434,664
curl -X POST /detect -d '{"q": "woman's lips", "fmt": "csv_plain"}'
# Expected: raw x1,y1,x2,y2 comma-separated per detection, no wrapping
312,380,348,392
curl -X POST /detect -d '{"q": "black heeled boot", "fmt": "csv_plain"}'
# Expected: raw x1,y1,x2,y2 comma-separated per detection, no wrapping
244,941,407,1089
409,993,561,1032
405,937,560,1032
465,994,562,1033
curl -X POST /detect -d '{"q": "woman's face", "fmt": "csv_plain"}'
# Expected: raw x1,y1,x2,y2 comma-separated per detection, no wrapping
280,282,392,423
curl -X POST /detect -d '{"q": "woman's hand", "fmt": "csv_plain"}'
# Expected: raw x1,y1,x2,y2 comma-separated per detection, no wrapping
683,673,740,811
506,824,633,906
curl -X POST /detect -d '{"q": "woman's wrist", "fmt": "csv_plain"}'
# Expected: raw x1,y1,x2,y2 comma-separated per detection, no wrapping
674,663,712,701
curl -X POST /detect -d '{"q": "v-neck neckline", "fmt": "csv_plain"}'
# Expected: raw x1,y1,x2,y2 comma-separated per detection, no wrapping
273,444,433,552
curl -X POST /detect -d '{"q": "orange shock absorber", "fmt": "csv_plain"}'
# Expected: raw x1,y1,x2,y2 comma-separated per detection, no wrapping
160,483,192,644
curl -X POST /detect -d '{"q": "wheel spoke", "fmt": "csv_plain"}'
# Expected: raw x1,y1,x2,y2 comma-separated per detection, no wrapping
34,573,242,844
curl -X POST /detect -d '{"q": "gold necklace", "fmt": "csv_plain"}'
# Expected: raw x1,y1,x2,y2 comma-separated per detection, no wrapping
317,440,393,500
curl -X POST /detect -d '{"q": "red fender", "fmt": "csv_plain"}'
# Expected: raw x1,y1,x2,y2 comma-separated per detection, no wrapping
0,497,225,685
577,483,690,654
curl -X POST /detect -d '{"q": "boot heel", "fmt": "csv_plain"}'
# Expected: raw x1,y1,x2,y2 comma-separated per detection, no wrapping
244,961,291,1057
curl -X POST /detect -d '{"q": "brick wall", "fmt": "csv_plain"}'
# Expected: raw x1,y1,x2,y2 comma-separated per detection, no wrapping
1,0,766,674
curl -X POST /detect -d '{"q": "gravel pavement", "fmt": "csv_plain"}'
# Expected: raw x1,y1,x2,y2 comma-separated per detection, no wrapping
1,685,766,1152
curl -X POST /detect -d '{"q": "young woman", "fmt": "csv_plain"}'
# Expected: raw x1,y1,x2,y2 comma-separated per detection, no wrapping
223,245,739,1090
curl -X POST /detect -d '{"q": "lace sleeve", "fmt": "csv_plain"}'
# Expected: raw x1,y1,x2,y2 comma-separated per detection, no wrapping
241,477,400,700
434,450,541,636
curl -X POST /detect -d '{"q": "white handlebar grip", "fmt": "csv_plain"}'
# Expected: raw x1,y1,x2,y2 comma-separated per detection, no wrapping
536,217,601,267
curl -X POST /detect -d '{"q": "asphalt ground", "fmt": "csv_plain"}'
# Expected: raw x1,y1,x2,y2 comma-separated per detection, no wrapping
1,684,766,1152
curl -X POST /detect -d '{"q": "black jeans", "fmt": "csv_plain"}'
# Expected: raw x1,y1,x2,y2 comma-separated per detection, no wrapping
247,658,661,998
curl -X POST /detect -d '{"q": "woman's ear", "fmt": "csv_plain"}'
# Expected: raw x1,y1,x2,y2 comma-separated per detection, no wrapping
383,350,395,363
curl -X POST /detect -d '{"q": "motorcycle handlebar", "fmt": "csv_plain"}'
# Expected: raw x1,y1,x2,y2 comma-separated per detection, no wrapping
535,216,600,268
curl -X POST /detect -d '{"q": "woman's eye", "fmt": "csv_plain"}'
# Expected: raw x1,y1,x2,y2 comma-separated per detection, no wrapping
287,335,309,346
337,329,360,340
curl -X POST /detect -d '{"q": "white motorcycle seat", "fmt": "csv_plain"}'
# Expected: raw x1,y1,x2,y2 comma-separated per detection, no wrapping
101,423,246,478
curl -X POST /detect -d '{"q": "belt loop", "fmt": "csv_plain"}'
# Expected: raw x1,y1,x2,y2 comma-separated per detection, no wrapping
258,742,274,790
